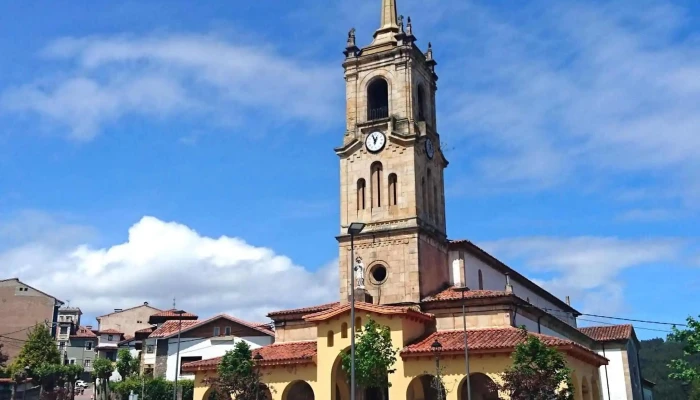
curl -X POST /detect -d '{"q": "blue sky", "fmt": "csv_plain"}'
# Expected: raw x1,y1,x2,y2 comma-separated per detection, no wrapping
0,0,698,339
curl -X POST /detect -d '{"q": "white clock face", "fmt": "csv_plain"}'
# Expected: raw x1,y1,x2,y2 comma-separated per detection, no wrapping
366,131,386,153
425,138,435,159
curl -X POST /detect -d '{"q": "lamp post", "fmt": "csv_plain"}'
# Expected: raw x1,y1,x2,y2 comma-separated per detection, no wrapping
348,222,365,400
172,310,186,400
253,353,263,400
431,339,444,400
454,285,472,400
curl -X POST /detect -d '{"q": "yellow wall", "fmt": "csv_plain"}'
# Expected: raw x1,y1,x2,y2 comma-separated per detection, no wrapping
192,312,604,400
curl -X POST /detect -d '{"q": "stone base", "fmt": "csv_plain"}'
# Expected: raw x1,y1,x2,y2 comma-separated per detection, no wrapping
349,288,373,304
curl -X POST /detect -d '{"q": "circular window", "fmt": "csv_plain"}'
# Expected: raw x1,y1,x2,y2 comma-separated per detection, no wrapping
370,264,388,284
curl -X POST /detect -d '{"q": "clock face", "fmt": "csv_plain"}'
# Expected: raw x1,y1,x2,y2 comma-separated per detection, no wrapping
425,138,435,159
366,131,386,153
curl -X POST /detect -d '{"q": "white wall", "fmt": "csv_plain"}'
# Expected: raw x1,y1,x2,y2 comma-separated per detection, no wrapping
514,311,568,339
595,346,628,400
449,250,577,326
165,336,273,381
143,338,157,365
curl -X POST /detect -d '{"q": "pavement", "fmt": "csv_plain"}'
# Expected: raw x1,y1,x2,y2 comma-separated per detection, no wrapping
75,386,94,400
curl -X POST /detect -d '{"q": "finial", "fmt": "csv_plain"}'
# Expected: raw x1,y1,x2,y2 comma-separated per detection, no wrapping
406,16,413,36
347,27,356,47
398,15,405,33
426,42,433,60
344,27,359,58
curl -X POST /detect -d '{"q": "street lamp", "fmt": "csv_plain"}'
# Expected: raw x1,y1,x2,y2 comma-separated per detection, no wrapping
431,339,444,400
453,285,472,400
172,310,187,400
253,353,263,400
347,221,365,400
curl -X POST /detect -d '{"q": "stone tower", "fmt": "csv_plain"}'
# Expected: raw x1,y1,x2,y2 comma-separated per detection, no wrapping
335,0,449,305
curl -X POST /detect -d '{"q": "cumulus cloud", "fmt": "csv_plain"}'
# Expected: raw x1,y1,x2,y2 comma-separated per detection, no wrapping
481,236,684,314
1,34,340,140
0,214,338,323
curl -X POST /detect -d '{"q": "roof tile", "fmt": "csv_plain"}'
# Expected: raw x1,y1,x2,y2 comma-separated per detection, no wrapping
181,341,317,372
422,287,514,302
579,325,634,342
148,320,199,338
267,302,340,318
98,328,122,334
303,302,434,323
70,326,97,338
150,309,198,318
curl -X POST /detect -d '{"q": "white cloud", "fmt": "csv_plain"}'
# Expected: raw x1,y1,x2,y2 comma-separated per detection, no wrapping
1,34,340,140
481,236,683,314
0,214,338,323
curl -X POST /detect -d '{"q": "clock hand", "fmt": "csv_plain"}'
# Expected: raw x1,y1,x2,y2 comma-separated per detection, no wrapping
373,136,378,144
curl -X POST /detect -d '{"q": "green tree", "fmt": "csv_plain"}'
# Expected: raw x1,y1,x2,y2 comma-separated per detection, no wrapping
499,332,574,400
0,342,8,372
668,315,700,384
65,364,84,400
116,349,138,380
209,341,263,400
92,358,114,400
11,324,61,376
340,317,399,400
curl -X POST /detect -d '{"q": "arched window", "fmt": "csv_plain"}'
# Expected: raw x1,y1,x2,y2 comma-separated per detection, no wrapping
327,331,334,347
388,173,398,206
478,270,484,290
367,78,389,120
357,179,366,210
341,322,348,338
355,317,362,332
416,85,426,122
371,162,383,208
427,169,433,220
421,177,427,217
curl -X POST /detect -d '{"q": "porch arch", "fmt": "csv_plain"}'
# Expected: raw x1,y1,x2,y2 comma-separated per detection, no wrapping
407,374,445,400
459,373,500,400
282,380,314,400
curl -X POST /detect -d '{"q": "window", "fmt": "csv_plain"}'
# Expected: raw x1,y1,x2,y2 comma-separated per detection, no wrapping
180,357,203,374
341,323,348,339
478,270,484,290
355,317,362,332
213,327,220,337
224,326,231,336
66,316,73,321
146,345,154,354
370,264,388,284
60,326,68,334
357,179,366,210
69,359,76,365
327,331,334,347
84,359,91,368
59,342,66,352
107,335,113,341
416,85,426,122
367,78,389,120
85,341,93,351
371,162,383,208
388,173,398,206
137,320,143,324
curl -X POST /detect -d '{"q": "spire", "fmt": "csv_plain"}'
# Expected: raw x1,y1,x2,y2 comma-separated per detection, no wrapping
371,0,400,45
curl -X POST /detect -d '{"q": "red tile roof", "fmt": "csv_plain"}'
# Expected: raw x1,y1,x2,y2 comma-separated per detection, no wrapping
579,325,634,342
70,326,97,338
149,320,200,338
181,341,317,372
267,302,340,318
98,328,122,334
422,287,514,302
135,327,155,334
150,309,198,318
303,302,434,323
402,328,607,366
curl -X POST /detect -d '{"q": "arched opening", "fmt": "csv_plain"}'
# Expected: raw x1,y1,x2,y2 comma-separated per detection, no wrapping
370,264,388,284
283,380,315,400
355,317,362,331
257,384,273,400
590,378,601,400
331,351,350,400
427,169,433,220
407,374,446,400
582,376,592,400
388,173,398,206
341,322,348,339
371,162,383,208
327,330,334,347
417,85,426,122
204,388,220,400
478,270,484,290
357,179,366,210
461,373,500,400
367,78,389,120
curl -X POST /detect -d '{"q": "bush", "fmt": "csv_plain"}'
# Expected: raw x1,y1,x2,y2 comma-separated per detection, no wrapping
111,377,194,400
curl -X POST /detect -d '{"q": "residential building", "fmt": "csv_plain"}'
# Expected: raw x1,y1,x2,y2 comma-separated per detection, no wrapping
96,302,162,337
56,306,82,354
144,314,273,381
0,278,63,361
65,326,97,380
95,328,124,361
180,1,642,399
580,325,651,400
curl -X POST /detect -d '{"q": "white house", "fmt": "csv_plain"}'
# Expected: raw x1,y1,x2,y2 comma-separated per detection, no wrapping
143,314,274,381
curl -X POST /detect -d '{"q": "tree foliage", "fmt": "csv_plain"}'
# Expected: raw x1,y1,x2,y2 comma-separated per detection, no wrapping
667,315,700,384
93,357,115,400
11,324,61,377
0,342,8,371
209,341,263,400
639,338,700,399
340,317,398,400
499,332,574,400
111,377,194,400
116,349,139,380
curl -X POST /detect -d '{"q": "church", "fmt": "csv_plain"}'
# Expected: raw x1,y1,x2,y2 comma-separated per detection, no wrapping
181,1,641,399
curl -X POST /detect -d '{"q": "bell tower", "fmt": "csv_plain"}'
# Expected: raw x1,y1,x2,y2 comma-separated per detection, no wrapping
335,0,449,305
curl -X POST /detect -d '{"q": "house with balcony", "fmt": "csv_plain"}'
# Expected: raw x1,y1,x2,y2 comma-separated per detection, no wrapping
66,326,97,380
56,306,82,357
95,328,124,361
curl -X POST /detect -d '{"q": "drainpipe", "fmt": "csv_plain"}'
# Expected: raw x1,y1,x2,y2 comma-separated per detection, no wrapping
602,343,612,400
537,315,543,334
